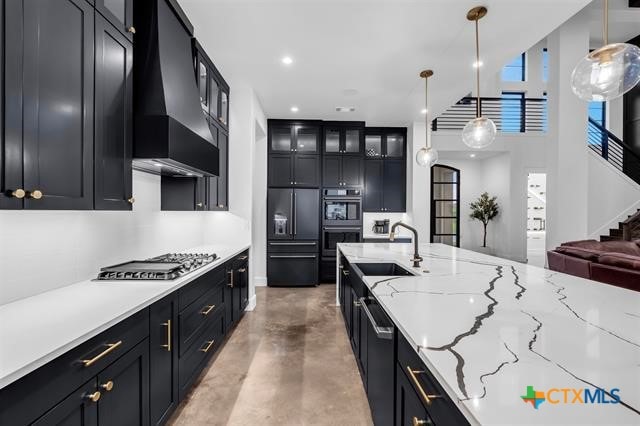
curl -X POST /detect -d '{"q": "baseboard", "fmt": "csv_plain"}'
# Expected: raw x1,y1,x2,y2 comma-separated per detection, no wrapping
245,294,257,311
254,276,267,287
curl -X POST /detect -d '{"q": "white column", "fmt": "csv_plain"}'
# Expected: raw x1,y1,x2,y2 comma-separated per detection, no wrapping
545,10,590,251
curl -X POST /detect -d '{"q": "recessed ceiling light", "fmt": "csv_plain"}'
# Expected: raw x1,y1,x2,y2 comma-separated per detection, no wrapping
290,106,299,112
336,106,355,112
421,108,428,114
282,56,293,65
470,153,476,158
473,60,484,68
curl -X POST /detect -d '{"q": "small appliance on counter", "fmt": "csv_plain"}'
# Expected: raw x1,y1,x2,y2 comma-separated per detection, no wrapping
372,219,390,234
96,252,217,281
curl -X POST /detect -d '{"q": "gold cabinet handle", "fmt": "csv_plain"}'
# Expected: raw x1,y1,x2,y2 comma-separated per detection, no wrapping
10,189,26,199
406,366,442,405
342,270,349,276
237,268,246,273
100,380,114,392
412,417,429,426
353,300,361,307
86,391,101,403
218,204,224,208
127,196,135,204
227,270,234,288
238,255,248,260
161,320,171,352
196,202,204,208
28,189,43,200
82,341,122,367
127,26,136,34
201,305,215,315
200,340,215,353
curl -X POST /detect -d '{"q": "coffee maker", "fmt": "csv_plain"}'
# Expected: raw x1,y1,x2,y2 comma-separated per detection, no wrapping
372,219,390,234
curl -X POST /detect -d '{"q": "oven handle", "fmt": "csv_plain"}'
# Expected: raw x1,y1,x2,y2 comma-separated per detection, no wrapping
269,255,317,259
323,227,362,231
323,197,362,201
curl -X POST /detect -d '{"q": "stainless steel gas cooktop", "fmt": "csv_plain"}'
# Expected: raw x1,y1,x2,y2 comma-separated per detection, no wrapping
96,253,217,281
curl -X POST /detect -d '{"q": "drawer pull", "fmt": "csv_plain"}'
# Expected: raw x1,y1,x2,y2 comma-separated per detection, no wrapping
412,417,430,426
201,305,216,315
237,268,247,273
100,380,114,392
82,341,122,367
406,366,442,405
227,270,234,288
85,391,101,403
238,255,248,260
353,300,361,307
342,269,350,276
200,340,215,353
161,320,172,352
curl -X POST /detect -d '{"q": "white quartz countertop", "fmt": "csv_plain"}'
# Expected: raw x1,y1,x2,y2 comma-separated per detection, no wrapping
0,242,250,389
337,242,640,425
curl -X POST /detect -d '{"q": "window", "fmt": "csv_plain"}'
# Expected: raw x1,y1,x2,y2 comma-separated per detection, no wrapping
542,48,549,82
501,92,525,132
431,165,460,247
501,53,526,81
588,101,606,127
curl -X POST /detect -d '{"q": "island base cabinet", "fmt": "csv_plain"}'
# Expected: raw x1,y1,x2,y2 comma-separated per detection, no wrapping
396,363,434,426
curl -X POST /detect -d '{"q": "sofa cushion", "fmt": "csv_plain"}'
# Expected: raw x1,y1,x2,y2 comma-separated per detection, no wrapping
598,253,640,271
560,239,640,256
555,246,601,261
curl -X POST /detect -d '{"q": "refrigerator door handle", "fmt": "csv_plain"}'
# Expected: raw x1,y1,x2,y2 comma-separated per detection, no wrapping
293,192,297,236
289,191,294,235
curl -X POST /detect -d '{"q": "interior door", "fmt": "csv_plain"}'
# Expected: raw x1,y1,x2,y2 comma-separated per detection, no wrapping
23,0,95,209
292,188,319,240
267,188,293,240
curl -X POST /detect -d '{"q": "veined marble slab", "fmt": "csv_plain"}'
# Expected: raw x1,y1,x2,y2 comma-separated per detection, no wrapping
337,242,640,426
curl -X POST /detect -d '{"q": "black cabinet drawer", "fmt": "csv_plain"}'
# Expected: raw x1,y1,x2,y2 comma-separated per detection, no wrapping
178,286,224,356
397,333,470,426
0,309,148,425
267,253,318,286
179,265,226,311
178,311,225,399
267,241,318,253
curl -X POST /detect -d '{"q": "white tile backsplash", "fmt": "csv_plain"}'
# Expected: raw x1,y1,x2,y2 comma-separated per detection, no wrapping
0,171,249,305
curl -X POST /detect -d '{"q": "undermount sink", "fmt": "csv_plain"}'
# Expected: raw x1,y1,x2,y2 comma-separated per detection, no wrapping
353,262,416,277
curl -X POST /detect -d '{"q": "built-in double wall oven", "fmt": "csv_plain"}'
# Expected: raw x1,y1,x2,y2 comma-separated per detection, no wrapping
322,226,362,257
321,189,363,258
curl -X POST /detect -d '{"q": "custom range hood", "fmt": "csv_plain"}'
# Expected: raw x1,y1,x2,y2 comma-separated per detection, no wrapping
133,0,219,177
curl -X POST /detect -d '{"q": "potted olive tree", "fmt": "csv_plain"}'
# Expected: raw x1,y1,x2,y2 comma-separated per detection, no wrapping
470,192,499,254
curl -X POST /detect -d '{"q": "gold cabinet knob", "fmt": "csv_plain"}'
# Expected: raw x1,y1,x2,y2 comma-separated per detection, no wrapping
100,380,114,392
127,26,136,34
196,202,204,208
28,189,43,200
86,391,101,403
127,197,135,204
218,204,224,208
412,417,429,426
10,189,26,199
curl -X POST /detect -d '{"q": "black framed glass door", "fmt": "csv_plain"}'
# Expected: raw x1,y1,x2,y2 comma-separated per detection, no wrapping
431,165,460,247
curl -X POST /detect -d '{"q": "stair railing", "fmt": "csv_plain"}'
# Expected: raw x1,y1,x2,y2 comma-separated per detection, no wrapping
587,117,640,186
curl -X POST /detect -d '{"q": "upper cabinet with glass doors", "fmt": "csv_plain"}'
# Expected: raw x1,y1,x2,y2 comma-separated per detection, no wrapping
269,122,321,154
323,122,364,155
96,0,134,41
364,128,405,159
193,40,229,131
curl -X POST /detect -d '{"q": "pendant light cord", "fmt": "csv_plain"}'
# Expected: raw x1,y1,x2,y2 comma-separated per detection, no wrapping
475,17,481,118
425,76,431,148
603,0,608,46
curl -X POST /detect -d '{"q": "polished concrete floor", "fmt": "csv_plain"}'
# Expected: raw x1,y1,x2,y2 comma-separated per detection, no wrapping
168,285,373,426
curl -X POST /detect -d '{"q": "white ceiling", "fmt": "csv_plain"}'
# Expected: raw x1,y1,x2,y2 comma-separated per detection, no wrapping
180,0,591,126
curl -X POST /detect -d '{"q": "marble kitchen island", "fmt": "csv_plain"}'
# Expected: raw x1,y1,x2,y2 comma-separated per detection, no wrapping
337,242,640,425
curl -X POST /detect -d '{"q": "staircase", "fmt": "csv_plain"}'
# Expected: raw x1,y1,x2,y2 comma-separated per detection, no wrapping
588,118,640,242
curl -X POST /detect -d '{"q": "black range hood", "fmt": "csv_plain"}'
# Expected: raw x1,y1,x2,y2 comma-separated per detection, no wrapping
133,0,219,177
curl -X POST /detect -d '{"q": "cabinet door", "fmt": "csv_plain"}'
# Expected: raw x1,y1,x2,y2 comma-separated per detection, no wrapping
215,131,228,209
293,155,320,187
224,267,234,332
267,253,318,286
268,154,293,186
196,57,209,115
365,134,383,159
343,273,353,336
94,15,133,210
32,379,98,426
96,339,150,426
385,133,405,158
322,156,342,187
293,188,319,240
161,177,197,211
270,125,293,152
237,262,249,312
383,160,405,212
344,128,363,154
228,266,241,326
295,126,319,153
342,156,363,187
195,177,207,210
363,160,383,212
95,0,133,41
324,128,341,154
209,75,220,121
220,89,229,128
396,364,433,426
149,296,178,426
267,188,293,240
22,0,94,210
350,287,361,357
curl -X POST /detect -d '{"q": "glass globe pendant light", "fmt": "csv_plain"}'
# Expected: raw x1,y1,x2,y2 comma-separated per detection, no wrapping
416,69,438,167
571,0,640,101
462,6,496,149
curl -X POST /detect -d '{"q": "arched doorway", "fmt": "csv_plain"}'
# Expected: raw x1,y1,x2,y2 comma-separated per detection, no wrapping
431,165,460,247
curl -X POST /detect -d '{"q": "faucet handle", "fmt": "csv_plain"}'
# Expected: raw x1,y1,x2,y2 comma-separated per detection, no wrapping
389,231,395,241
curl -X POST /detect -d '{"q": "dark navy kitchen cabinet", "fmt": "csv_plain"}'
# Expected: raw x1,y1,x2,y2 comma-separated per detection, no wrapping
161,176,208,211
323,122,364,155
363,128,406,212
268,121,321,188
1,0,95,210
324,155,363,188
95,0,134,41
30,379,99,426
94,14,134,210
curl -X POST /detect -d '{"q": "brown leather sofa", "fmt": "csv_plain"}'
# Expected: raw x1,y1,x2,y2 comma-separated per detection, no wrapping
547,239,640,292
